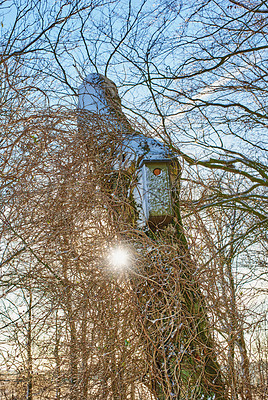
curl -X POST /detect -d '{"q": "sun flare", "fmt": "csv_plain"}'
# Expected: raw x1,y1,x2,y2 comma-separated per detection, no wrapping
108,247,130,271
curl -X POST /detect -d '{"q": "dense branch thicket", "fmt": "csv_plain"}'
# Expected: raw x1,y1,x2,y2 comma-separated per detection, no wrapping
0,1,267,399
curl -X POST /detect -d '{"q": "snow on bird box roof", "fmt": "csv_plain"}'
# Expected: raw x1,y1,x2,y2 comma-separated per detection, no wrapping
116,134,176,170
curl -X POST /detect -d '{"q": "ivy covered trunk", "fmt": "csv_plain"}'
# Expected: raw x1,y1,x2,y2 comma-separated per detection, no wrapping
134,228,226,399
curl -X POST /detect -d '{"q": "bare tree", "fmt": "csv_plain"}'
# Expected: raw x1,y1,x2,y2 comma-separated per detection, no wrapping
0,1,267,399
181,169,267,400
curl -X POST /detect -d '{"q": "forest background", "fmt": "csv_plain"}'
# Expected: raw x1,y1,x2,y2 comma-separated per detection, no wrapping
0,0,267,399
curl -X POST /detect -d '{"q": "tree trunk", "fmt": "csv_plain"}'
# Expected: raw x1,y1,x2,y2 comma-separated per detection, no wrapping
226,218,252,400
26,289,33,400
81,291,89,400
55,311,61,400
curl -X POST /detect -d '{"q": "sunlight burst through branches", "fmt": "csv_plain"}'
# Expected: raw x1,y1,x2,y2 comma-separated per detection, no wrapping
108,246,131,271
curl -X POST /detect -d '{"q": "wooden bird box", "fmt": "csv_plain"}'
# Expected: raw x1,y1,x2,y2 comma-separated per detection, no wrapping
139,159,174,229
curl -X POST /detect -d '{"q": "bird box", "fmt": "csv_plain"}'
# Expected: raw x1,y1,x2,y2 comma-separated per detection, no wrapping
139,159,173,229
117,134,177,229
